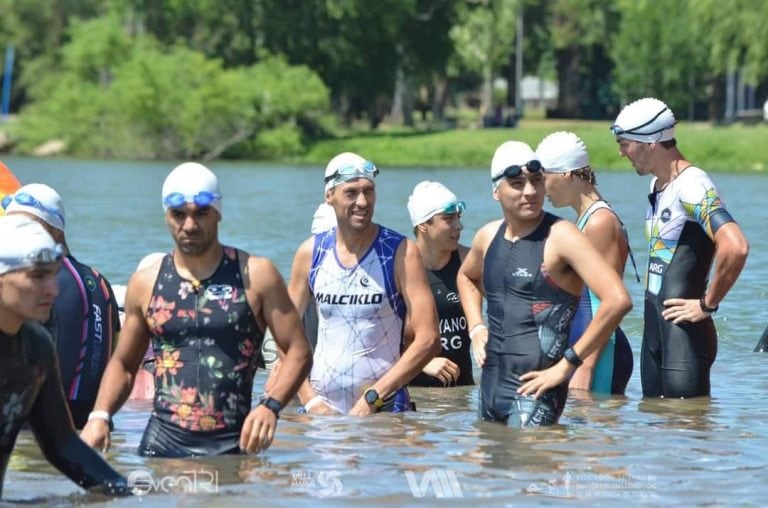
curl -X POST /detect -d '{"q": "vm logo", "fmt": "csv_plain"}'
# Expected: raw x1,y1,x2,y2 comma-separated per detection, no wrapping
404,469,463,498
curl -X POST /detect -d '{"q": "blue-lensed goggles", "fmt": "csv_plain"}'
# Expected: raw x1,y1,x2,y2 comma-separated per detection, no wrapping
163,191,220,209
440,200,466,215
1,192,66,226
491,160,543,183
324,160,379,184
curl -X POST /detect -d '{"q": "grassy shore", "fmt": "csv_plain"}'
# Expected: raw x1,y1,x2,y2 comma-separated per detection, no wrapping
298,118,768,173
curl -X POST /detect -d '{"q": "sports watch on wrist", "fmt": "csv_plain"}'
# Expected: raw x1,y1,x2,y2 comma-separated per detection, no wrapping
257,395,283,418
699,294,719,314
563,347,583,368
364,388,385,412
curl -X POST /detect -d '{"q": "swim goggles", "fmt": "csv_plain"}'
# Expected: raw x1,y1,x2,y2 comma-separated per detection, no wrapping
324,160,379,184
491,160,543,182
0,244,64,269
610,107,675,137
438,200,466,215
163,191,220,209
1,192,66,226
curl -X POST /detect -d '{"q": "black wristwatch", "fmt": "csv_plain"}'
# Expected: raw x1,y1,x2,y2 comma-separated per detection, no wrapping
563,347,583,368
257,395,283,418
699,294,719,314
364,388,385,412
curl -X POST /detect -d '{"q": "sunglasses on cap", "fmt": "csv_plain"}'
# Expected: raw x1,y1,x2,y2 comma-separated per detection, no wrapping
0,244,64,269
1,192,66,226
610,107,675,137
324,160,379,184
491,160,543,183
163,191,220,209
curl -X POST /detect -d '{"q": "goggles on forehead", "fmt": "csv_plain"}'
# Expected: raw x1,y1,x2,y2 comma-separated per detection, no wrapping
610,107,675,137
491,159,543,183
324,160,379,184
0,244,64,270
163,191,220,209
439,200,466,215
1,192,66,226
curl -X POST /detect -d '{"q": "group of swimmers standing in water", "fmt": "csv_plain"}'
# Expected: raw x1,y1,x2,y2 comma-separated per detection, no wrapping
0,96,750,497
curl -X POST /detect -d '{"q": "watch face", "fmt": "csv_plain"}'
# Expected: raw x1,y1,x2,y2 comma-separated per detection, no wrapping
365,389,379,404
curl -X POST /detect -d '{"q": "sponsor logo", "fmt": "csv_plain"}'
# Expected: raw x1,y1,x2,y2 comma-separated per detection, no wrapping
445,291,460,303
513,267,532,278
127,469,218,496
660,208,672,223
315,292,383,305
204,284,233,301
290,470,343,497
359,275,370,288
648,262,664,275
84,275,97,292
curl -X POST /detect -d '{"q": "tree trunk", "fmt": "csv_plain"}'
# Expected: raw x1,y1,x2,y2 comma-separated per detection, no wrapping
554,47,582,117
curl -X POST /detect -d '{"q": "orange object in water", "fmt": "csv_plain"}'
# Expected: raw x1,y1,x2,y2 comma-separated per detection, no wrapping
0,160,21,215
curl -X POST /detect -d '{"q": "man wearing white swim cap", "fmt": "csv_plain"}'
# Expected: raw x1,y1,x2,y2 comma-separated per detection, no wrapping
0,215,130,497
81,162,312,457
611,97,749,398
406,181,474,388
287,152,439,415
457,140,631,427
4,182,121,429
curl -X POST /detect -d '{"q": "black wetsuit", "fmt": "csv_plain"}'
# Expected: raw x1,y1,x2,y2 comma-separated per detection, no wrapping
480,214,580,427
139,248,264,457
642,168,734,397
411,250,474,387
47,255,120,428
0,321,128,498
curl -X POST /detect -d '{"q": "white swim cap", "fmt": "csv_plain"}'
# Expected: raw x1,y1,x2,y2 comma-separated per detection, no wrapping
161,162,221,214
407,181,465,227
0,215,61,275
2,183,65,231
535,131,590,173
611,97,676,143
490,141,538,190
324,152,378,192
310,203,337,233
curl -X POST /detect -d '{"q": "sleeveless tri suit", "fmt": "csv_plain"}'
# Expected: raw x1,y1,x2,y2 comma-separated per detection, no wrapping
308,225,411,414
569,201,633,394
480,214,580,427
410,250,474,387
139,248,264,457
642,166,734,398
0,321,127,497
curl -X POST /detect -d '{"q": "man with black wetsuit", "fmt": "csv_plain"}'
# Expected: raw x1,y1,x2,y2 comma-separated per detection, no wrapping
611,97,749,398
0,215,128,498
80,162,312,457
3,183,120,428
457,141,632,427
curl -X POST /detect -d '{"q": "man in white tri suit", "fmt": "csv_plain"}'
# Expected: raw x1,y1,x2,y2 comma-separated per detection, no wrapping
287,152,440,415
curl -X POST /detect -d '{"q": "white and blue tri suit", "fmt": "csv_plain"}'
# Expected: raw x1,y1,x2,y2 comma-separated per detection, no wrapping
308,225,411,414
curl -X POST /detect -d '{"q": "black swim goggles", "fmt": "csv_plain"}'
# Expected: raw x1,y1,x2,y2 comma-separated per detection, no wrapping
163,191,220,209
1,192,66,226
491,159,543,183
610,107,676,137
324,160,379,184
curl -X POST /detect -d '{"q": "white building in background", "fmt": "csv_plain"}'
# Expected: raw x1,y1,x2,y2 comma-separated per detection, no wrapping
520,76,558,111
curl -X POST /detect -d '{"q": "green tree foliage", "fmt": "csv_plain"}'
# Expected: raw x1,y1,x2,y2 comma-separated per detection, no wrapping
16,16,328,159
610,0,708,116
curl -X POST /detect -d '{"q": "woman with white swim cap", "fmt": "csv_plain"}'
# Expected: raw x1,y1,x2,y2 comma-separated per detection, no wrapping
537,131,636,394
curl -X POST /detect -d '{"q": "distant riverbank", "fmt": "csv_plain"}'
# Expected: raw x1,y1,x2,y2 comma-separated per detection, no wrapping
297,118,768,173
3,117,766,173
